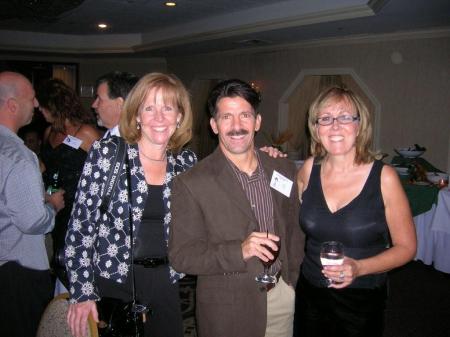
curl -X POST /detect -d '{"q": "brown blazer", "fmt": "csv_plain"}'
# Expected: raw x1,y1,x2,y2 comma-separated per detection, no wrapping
169,148,305,337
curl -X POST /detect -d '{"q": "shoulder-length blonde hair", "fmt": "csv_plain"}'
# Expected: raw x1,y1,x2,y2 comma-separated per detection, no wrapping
307,86,380,164
119,72,192,153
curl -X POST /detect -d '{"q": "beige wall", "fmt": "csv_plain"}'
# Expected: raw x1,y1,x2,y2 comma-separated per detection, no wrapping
2,34,449,171
167,35,450,172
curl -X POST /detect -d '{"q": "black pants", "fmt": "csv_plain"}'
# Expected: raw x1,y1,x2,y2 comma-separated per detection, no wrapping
96,264,184,337
294,275,387,337
0,261,53,337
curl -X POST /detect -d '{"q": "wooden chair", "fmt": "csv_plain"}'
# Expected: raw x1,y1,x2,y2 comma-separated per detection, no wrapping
36,293,98,337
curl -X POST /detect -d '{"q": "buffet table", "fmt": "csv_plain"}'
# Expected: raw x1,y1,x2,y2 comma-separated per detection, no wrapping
390,156,449,273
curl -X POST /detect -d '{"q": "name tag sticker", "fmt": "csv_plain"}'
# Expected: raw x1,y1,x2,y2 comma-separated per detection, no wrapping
270,170,293,197
63,135,82,149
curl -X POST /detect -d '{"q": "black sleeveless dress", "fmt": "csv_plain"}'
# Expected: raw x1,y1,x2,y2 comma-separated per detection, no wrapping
294,159,390,337
300,159,390,288
41,142,87,257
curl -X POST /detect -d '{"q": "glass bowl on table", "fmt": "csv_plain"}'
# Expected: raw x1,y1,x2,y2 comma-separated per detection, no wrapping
426,172,449,188
395,147,425,158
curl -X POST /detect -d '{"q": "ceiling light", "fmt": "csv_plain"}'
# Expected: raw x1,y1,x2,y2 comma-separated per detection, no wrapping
165,2,176,7
98,23,108,29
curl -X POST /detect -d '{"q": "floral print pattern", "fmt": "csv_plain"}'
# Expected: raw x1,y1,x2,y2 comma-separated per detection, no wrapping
65,136,196,303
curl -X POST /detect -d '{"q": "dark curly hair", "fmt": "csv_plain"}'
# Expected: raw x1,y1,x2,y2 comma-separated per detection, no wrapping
37,78,95,133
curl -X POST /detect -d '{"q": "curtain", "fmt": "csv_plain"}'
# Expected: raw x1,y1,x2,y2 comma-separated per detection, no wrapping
52,65,76,90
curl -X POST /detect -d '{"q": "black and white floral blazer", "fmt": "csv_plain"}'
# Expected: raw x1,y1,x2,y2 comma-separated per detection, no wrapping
65,136,197,303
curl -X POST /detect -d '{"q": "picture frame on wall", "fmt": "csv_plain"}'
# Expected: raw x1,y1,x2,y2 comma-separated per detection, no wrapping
80,84,94,98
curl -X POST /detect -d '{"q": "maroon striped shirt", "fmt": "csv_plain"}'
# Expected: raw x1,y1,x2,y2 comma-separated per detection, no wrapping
227,151,281,274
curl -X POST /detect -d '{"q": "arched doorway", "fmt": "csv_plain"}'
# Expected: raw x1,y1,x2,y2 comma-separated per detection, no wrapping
278,68,380,160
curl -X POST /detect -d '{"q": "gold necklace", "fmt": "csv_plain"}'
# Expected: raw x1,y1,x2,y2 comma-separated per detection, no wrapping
139,149,167,162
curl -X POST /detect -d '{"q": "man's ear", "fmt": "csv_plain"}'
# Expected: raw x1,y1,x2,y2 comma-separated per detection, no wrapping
116,97,125,108
254,114,262,132
6,97,18,114
210,117,219,135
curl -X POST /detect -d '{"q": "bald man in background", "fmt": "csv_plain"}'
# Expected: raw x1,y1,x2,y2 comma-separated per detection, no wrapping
0,71,65,337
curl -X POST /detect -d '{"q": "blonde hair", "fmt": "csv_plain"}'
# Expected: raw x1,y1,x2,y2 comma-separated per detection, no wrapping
307,86,380,164
119,73,192,153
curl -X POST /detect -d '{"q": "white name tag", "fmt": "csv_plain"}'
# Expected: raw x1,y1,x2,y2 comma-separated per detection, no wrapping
270,170,293,197
63,135,82,149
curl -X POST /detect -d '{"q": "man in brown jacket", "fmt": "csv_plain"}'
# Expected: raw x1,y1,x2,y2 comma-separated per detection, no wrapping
169,79,305,337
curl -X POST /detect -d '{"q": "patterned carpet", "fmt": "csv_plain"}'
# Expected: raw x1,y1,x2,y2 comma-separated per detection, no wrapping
179,275,197,337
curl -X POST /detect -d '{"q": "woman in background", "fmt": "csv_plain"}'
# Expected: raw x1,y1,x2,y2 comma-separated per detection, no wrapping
37,78,101,289
294,86,416,337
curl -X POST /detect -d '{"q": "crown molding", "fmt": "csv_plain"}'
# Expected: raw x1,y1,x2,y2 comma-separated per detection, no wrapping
137,2,374,51
0,0,374,54
190,27,450,58
0,30,141,54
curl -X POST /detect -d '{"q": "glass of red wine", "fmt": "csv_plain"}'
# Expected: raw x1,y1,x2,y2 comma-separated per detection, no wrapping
255,230,280,284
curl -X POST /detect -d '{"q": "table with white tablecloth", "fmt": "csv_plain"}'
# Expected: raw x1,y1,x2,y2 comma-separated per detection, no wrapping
414,188,450,273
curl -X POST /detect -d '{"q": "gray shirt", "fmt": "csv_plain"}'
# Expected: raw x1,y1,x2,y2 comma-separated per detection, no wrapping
0,125,55,270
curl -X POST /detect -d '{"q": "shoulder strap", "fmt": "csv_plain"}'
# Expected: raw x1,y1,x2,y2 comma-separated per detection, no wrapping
99,137,127,214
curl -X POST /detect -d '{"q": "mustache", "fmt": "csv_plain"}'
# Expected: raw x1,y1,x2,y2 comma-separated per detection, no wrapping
226,129,249,137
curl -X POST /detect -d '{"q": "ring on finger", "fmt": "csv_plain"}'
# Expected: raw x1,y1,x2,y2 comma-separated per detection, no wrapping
339,271,345,279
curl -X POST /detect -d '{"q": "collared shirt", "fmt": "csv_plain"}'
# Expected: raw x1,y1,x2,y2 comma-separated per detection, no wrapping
0,125,55,270
228,151,281,274
103,125,120,139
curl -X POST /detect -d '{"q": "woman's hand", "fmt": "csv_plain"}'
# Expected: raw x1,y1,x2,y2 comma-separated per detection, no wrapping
259,146,287,158
67,300,98,337
322,256,360,289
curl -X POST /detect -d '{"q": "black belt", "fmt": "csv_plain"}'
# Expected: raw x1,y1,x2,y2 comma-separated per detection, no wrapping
266,271,281,292
133,256,169,268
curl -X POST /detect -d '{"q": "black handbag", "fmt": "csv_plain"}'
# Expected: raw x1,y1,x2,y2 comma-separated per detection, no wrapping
94,138,150,337
96,298,149,337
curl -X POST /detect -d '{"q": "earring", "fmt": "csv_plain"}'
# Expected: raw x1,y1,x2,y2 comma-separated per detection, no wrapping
176,121,180,129
136,122,141,130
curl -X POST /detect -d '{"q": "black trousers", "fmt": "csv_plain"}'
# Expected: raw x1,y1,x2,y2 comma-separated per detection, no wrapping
294,275,387,337
96,264,184,337
0,261,53,337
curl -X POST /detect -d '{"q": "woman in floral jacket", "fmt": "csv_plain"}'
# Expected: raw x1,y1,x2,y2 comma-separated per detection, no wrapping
65,73,196,337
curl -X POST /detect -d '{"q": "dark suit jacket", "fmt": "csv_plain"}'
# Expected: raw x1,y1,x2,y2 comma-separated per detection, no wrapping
169,148,305,337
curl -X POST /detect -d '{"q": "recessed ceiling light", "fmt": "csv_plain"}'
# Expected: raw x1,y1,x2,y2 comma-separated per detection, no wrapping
165,2,176,7
98,23,108,29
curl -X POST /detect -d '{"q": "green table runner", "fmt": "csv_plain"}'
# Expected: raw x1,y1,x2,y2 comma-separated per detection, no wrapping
402,183,440,217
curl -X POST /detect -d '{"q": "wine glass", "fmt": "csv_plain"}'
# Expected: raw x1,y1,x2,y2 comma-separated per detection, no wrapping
255,231,281,284
320,241,344,286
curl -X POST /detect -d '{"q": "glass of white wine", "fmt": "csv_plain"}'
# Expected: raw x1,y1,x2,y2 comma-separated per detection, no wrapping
320,241,344,286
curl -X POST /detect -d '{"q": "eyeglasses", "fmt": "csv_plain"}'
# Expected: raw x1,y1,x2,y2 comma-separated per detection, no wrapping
316,115,360,126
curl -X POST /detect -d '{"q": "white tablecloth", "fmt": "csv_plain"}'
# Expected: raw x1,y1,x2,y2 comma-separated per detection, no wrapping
414,188,450,273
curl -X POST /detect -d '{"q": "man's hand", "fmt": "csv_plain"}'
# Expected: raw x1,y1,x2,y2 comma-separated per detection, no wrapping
241,231,280,262
67,300,98,337
46,189,65,212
